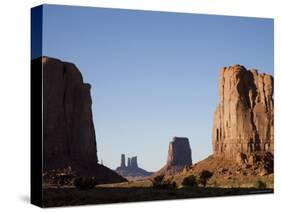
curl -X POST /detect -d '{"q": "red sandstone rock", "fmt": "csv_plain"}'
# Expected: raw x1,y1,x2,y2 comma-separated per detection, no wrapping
41,57,125,183
154,137,192,176
167,137,192,166
212,65,274,173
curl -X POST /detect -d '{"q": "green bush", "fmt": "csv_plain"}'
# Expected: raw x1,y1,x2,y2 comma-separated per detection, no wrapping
74,177,97,189
150,175,176,189
254,180,267,189
182,175,198,187
199,170,213,187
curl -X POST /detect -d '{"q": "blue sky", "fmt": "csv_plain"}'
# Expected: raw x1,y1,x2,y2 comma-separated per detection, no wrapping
39,4,273,171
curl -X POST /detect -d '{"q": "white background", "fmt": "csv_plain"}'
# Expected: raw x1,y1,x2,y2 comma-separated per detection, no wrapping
0,0,280,211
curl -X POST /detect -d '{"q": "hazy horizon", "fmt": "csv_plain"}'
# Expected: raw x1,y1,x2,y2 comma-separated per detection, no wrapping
38,5,273,172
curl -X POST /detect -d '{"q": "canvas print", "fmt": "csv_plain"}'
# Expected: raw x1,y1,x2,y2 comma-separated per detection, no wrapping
31,4,274,207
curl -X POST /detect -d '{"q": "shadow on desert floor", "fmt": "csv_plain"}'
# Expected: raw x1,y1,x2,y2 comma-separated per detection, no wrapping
42,186,273,207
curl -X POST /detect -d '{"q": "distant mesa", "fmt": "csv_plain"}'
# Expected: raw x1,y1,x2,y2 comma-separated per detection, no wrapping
212,65,274,173
153,137,192,176
116,154,153,180
37,56,126,184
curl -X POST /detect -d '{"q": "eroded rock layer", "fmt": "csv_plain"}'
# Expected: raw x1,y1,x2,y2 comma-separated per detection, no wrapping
212,65,274,164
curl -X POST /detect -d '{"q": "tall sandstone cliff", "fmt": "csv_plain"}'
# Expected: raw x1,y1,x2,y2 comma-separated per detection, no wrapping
42,57,125,183
212,65,274,166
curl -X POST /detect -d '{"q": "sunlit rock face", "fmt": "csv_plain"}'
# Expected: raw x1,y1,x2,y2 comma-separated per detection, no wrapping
212,65,274,166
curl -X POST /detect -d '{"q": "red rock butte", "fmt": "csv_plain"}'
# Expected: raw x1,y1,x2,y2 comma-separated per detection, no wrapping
40,56,126,184
212,65,274,164
153,137,192,176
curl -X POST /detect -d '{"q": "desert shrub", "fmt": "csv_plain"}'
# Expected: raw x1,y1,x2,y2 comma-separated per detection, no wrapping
57,173,74,187
43,166,75,188
171,181,177,189
254,180,267,189
263,152,274,174
74,177,97,189
57,175,67,187
182,175,198,187
150,175,176,189
151,175,165,186
199,170,213,187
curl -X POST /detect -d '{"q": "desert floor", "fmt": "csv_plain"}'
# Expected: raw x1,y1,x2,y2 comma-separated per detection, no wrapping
42,185,273,207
